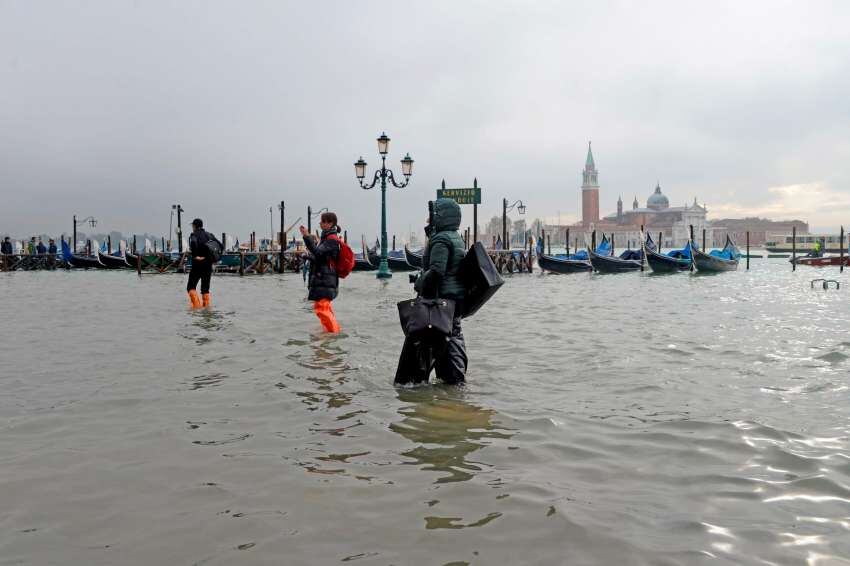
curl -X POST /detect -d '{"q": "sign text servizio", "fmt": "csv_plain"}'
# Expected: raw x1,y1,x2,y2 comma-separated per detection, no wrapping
436,187,481,205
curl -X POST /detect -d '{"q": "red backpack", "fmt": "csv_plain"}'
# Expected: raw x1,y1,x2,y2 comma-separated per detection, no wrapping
326,234,355,278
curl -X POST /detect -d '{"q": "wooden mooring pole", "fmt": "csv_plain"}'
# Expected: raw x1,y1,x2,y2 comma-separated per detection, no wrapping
746,231,750,270
792,226,796,271
841,226,845,274
566,228,570,255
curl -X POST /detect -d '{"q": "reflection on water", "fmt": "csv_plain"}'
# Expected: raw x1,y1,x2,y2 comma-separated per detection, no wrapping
391,388,514,484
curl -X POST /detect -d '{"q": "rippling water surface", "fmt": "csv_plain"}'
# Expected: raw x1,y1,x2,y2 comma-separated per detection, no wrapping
1,259,849,565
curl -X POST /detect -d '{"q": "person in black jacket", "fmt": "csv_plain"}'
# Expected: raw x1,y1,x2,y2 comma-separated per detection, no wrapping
187,218,217,308
1,237,12,255
299,212,341,333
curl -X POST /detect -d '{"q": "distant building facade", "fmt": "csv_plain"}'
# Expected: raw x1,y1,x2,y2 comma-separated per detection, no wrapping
709,218,808,247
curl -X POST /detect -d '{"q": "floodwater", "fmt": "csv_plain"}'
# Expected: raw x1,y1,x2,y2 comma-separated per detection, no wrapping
1,258,849,565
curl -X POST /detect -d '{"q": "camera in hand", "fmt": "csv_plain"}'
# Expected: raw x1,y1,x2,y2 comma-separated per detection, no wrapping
408,273,418,284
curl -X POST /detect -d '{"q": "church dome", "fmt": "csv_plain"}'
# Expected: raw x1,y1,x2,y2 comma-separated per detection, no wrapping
647,183,669,210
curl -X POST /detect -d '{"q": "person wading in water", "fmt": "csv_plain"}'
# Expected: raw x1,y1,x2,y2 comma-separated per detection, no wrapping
187,218,220,308
396,198,468,384
300,212,342,333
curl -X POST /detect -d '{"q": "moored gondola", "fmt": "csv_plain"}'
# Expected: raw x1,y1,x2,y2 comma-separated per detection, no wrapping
387,250,416,271
404,245,423,268
589,234,651,273
62,240,103,269
645,239,693,273
97,250,130,269
692,235,740,272
537,252,592,273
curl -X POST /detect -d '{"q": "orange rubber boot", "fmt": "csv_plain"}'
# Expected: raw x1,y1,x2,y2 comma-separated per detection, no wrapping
313,299,340,333
188,289,202,308
202,293,211,307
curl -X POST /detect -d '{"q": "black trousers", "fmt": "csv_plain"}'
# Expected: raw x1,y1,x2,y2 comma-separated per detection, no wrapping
186,266,212,293
395,309,468,385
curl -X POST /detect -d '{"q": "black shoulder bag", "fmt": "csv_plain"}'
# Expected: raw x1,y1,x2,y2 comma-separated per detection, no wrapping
397,296,455,338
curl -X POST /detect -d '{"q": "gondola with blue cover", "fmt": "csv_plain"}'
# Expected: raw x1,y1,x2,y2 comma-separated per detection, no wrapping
537,240,593,273
589,234,652,273
692,235,740,272
645,238,693,273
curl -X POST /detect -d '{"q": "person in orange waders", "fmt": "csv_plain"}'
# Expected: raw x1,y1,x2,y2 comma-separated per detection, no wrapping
300,212,341,333
187,218,221,308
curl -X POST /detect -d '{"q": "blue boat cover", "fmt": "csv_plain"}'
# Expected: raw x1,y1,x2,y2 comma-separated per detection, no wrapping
666,240,693,259
61,240,73,261
708,237,741,260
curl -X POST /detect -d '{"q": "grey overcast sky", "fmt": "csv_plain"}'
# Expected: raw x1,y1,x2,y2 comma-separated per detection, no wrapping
2,0,849,241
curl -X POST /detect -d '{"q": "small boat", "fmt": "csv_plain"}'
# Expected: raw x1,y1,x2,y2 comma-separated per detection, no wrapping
537,242,592,273
692,235,740,272
404,245,423,268
353,237,377,271
790,254,848,267
62,240,103,269
387,249,416,271
645,239,693,273
97,250,130,269
353,249,376,271
589,235,647,273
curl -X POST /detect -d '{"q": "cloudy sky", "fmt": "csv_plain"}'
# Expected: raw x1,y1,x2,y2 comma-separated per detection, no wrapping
2,0,849,242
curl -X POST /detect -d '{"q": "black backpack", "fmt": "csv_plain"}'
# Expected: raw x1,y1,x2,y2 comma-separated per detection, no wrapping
204,234,223,262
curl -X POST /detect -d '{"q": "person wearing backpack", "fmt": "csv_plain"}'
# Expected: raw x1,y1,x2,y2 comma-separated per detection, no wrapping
299,211,353,333
187,218,220,308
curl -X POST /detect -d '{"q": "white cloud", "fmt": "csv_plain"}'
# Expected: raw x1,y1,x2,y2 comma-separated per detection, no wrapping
709,182,850,229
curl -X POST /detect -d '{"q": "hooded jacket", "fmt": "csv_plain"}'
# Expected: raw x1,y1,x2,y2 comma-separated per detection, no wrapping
420,198,466,300
304,227,341,301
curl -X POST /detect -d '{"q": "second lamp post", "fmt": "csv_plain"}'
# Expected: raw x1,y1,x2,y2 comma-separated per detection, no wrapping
502,199,526,250
355,132,414,279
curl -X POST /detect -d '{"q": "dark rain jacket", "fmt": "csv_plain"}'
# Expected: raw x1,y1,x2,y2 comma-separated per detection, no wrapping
419,198,466,300
1,241,12,255
189,230,215,271
304,227,340,301
48,243,57,254
36,243,47,254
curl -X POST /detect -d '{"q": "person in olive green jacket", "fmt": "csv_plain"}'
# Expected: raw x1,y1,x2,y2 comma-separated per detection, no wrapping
396,198,468,385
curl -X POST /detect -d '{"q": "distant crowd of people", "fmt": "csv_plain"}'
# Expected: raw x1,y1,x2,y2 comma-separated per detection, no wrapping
1,236,57,255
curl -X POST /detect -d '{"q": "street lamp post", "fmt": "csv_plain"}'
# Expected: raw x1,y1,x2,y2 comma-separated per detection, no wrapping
73,215,97,253
354,132,414,279
502,199,526,250
173,205,184,253
307,206,328,234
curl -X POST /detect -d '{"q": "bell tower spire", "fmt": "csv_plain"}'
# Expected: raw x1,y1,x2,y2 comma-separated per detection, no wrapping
581,141,600,226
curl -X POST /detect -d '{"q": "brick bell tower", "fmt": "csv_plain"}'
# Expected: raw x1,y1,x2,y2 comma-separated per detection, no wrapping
581,141,600,226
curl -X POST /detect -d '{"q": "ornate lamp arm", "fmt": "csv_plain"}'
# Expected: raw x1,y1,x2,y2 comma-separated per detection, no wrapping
386,169,410,189
360,169,382,190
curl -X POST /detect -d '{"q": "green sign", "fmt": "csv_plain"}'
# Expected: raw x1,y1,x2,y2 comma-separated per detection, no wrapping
436,187,481,205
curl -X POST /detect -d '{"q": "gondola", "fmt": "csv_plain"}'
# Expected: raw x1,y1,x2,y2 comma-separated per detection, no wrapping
62,240,103,269
692,235,740,272
404,245,423,268
645,239,693,273
537,245,592,274
97,250,130,269
387,250,416,272
353,237,377,271
589,235,649,273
